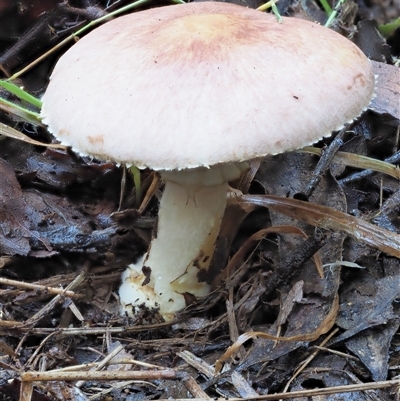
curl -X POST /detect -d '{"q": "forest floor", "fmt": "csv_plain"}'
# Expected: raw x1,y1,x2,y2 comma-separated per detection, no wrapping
0,0,399,400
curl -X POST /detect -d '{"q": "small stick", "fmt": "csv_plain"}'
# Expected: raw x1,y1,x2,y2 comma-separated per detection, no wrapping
181,373,211,399
24,321,174,336
0,278,84,299
21,369,178,382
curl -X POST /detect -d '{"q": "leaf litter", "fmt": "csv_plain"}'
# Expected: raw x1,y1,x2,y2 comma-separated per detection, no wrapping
0,0,400,400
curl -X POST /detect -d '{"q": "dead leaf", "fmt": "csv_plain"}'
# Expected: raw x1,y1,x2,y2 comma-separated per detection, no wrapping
371,61,400,120
346,319,399,381
330,274,400,345
0,158,31,255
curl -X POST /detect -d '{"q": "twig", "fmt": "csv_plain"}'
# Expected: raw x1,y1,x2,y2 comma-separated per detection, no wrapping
181,373,211,399
0,278,84,299
21,369,179,382
19,321,175,336
177,350,215,378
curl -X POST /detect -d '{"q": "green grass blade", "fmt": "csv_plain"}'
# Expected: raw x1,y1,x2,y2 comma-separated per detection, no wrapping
319,0,333,15
0,80,42,108
325,0,346,27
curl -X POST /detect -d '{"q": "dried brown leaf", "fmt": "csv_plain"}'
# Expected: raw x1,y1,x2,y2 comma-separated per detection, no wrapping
0,159,31,255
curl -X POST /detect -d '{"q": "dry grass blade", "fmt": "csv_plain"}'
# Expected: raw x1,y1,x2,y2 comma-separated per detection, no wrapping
0,319,24,328
0,272,90,331
236,158,263,193
236,195,400,258
0,122,67,148
24,272,86,327
281,328,339,392
301,146,400,179
26,321,174,336
214,293,339,373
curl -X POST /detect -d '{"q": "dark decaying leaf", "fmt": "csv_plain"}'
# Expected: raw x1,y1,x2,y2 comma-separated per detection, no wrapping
346,319,400,381
370,60,400,120
353,20,392,62
0,169,118,257
24,190,116,253
331,272,400,345
0,158,31,255
1,138,115,191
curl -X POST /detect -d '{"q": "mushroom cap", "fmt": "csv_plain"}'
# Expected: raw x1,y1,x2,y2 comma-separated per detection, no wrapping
41,2,374,171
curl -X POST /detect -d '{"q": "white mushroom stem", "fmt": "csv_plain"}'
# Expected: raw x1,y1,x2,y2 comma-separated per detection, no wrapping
119,163,247,321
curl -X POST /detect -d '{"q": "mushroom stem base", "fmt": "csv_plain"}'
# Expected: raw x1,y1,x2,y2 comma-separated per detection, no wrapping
119,179,228,320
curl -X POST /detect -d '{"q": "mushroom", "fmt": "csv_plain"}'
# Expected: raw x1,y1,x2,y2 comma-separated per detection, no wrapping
41,2,374,320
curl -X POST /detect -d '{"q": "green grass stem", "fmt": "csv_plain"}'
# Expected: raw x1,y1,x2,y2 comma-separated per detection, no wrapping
319,0,333,15
0,80,42,108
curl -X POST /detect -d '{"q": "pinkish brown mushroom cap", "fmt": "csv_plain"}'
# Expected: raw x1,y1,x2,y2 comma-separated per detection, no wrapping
41,2,374,171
